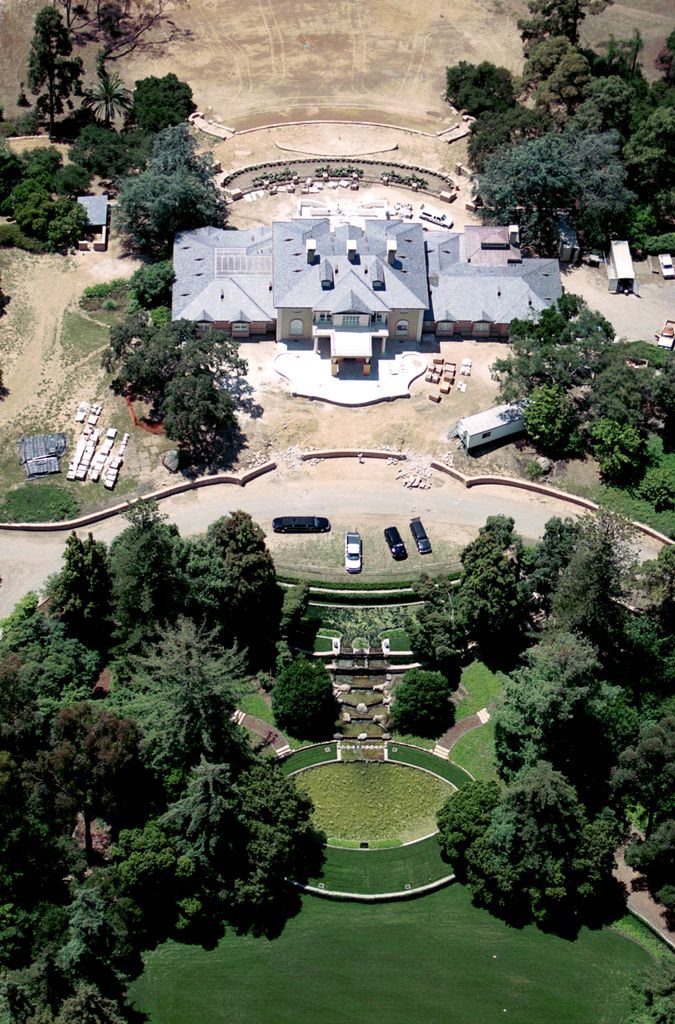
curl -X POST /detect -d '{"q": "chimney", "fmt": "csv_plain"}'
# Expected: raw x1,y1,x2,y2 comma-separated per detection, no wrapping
306,237,316,263
347,238,357,261
509,224,520,247
387,239,397,263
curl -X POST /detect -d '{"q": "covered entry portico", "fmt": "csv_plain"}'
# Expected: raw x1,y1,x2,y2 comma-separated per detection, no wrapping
316,324,389,376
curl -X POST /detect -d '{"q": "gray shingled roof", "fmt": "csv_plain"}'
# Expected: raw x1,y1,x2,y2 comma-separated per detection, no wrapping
425,230,561,322
172,221,561,330
272,219,428,312
172,225,275,322
77,194,108,227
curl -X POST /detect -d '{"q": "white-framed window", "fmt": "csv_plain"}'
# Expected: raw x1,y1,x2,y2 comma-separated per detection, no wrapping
232,322,248,333
317,312,331,323
342,314,360,326
438,320,454,332
372,312,385,324
290,318,303,336
396,319,409,335
473,321,490,334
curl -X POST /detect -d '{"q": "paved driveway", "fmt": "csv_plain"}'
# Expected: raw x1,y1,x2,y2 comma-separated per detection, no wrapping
0,460,664,617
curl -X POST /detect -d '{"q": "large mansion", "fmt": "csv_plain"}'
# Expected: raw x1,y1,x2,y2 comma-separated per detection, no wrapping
172,219,561,370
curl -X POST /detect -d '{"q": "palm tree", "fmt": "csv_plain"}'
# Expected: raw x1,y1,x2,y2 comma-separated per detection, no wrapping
82,63,131,128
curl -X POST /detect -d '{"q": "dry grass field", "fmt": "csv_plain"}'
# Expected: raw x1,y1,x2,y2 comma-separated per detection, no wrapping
2,0,671,130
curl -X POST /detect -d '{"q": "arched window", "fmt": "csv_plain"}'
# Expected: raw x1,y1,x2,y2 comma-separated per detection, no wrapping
395,319,409,335
290,318,303,336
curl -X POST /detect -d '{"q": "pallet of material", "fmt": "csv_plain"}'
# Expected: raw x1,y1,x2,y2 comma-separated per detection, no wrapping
428,393,442,403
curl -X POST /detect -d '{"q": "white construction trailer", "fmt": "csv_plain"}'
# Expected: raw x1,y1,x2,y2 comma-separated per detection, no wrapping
454,403,526,451
607,240,639,295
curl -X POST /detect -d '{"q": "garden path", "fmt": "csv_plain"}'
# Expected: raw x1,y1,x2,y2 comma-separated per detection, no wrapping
613,845,675,951
232,709,292,757
432,708,490,760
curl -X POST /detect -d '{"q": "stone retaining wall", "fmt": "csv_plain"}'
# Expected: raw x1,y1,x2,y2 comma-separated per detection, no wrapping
0,462,277,532
0,454,671,547
431,461,673,547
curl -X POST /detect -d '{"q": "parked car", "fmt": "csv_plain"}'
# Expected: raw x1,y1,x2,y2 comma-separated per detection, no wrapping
410,517,432,554
658,253,675,279
272,516,331,533
384,525,407,560
344,531,362,573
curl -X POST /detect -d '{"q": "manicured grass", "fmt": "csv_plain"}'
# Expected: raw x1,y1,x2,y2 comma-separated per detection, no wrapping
293,762,453,843
238,692,273,721
388,743,473,789
456,661,504,721
391,730,435,750
280,743,338,774
131,885,653,1024
0,481,80,523
451,719,499,783
308,834,448,892
381,627,411,651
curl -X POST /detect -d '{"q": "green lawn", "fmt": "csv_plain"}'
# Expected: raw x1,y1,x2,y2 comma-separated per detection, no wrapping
387,743,473,789
308,834,449,892
456,661,504,720
451,719,499,783
131,885,653,1024
280,743,338,774
293,762,453,844
238,692,273,722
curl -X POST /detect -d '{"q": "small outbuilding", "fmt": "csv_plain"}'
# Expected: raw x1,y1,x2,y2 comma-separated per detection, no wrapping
454,403,525,451
77,194,109,252
606,240,638,295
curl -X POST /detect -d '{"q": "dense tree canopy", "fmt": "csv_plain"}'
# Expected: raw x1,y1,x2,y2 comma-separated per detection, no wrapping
391,669,454,738
478,129,632,251
130,73,195,133
494,633,633,809
103,316,248,461
445,62,516,116
272,656,337,739
491,295,614,401
116,124,225,255
465,760,618,930
436,780,500,878
456,516,526,657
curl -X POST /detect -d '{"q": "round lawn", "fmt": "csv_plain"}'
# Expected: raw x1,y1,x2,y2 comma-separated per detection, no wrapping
293,761,453,844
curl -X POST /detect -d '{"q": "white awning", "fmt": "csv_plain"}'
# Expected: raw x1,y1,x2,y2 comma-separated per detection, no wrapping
330,329,373,358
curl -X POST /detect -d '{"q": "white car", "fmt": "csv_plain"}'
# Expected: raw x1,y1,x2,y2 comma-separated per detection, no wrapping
344,531,362,573
658,253,674,279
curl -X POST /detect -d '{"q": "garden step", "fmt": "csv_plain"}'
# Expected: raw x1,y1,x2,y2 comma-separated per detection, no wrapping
433,744,450,759
275,743,292,757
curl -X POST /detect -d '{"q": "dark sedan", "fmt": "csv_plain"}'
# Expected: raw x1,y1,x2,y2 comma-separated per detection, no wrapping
384,525,407,560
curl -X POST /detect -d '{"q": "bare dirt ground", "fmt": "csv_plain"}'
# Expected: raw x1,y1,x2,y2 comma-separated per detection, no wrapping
563,263,675,343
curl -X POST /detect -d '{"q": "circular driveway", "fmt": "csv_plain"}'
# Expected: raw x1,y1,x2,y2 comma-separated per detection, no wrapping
0,460,664,617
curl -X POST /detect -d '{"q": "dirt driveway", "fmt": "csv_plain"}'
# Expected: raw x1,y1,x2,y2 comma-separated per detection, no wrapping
2,457,664,616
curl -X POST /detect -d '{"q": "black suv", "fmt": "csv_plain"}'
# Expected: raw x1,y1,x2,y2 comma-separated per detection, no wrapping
272,516,331,533
410,518,432,554
384,526,407,560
